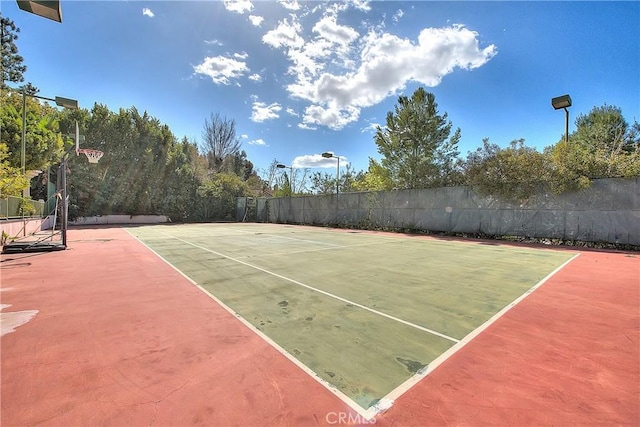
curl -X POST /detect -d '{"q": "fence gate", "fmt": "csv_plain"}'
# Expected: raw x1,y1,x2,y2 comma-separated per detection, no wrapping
236,197,259,222
256,198,268,222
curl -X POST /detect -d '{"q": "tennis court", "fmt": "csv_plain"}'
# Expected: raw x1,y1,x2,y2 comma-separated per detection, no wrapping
2,223,637,426
129,223,575,415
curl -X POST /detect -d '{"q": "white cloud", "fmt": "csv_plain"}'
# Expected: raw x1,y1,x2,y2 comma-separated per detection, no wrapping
241,134,249,139
204,39,223,46
259,2,495,131
249,15,264,26
279,0,300,11
278,24,497,129
292,153,349,168
360,122,381,134
324,1,361,15
248,138,268,146
248,73,263,82
292,154,320,167
312,15,359,46
253,3,495,132
285,42,331,80
193,55,249,85
142,8,154,18
309,26,496,109
301,104,360,130
298,123,317,130
286,108,298,116
350,0,371,12
266,13,360,120
251,101,282,122
263,16,305,49
223,0,253,14
392,9,404,24
234,52,249,60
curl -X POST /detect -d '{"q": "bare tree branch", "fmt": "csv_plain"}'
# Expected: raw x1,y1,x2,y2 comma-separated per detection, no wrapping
201,112,241,173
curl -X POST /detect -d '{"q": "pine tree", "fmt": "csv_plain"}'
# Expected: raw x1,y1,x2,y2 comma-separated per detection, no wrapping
1,14,27,88
374,87,461,189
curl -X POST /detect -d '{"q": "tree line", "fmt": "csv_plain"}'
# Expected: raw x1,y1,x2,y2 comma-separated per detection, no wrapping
291,88,640,202
65,107,265,221
2,83,638,221
0,92,266,220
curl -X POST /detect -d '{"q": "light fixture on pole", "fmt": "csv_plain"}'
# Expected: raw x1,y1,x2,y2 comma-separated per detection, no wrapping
21,91,78,175
276,163,293,194
551,94,572,144
16,0,63,23
321,152,340,195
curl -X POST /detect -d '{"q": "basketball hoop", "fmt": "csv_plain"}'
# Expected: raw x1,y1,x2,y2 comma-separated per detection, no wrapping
78,149,104,164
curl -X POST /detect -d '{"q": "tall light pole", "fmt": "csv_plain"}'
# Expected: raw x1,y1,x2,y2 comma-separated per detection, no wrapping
551,94,572,143
16,90,77,248
11,0,68,182
321,152,340,195
14,0,67,171
21,90,78,175
276,163,293,194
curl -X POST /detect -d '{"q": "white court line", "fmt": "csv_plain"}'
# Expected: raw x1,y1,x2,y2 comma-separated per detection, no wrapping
130,226,580,419
361,252,581,419
160,226,342,247
220,233,343,247
218,229,344,247
263,234,343,247
160,231,459,344
137,227,403,261
233,240,401,260
126,230,373,420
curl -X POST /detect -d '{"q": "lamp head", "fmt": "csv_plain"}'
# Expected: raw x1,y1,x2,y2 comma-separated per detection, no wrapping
551,94,572,110
17,1,62,22
55,96,78,109
321,152,334,158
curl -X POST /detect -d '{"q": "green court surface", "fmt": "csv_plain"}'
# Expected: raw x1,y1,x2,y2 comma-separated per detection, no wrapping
129,223,574,410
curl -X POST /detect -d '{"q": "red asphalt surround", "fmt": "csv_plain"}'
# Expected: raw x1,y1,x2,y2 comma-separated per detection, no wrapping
376,248,639,426
1,227,352,426
1,226,639,426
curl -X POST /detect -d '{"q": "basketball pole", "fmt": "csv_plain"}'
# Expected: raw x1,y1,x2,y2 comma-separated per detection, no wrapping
60,120,79,248
60,147,69,248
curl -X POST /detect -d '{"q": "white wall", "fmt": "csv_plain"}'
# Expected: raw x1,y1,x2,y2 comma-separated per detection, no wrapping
70,215,169,225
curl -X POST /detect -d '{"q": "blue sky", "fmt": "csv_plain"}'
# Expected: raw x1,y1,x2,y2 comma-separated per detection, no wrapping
3,0,639,177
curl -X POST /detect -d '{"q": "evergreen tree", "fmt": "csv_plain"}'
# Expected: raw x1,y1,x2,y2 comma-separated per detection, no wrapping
374,87,461,189
1,14,36,93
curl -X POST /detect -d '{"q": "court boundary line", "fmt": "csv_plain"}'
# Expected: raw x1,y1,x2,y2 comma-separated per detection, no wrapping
159,231,460,343
263,234,343,247
126,229,373,420
235,240,405,259
201,227,344,247
364,252,581,418
129,225,580,419
131,234,400,259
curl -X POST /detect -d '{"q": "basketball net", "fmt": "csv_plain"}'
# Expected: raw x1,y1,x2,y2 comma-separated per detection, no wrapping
78,149,104,164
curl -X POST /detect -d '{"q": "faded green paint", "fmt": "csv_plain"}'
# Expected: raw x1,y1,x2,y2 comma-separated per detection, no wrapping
131,224,574,409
